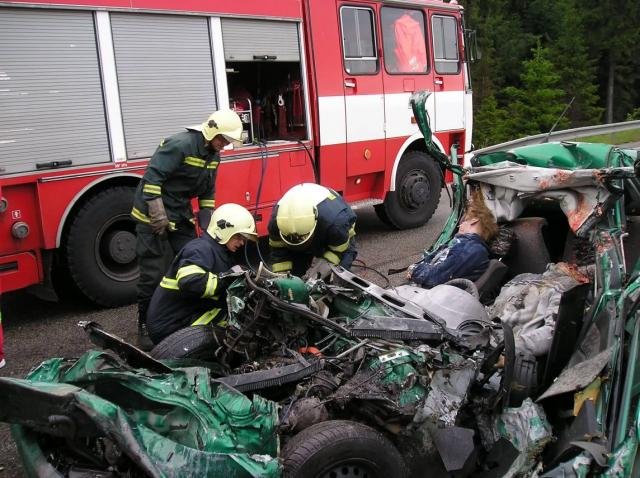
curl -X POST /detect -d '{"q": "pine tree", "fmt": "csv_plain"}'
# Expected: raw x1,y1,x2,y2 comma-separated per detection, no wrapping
502,44,568,138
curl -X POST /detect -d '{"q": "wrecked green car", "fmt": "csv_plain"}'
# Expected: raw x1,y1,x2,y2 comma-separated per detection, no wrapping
2,92,640,477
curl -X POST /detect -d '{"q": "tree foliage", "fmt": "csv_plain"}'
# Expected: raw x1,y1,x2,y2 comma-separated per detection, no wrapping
462,0,638,145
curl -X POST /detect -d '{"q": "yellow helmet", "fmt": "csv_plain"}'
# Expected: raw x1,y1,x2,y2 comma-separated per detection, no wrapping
200,110,243,145
276,183,331,247
207,203,257,244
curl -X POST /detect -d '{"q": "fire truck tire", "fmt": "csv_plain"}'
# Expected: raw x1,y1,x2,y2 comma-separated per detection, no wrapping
282,420,407,478
65,186,138,307
378,151,442,229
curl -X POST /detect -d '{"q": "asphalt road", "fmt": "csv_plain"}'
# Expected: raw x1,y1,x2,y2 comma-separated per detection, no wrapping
0,196,452,477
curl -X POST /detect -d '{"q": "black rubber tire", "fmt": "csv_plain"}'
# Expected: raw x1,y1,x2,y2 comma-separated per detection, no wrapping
378,150,442,230
65,186,138,307
151,326,217,361
282,420,407,478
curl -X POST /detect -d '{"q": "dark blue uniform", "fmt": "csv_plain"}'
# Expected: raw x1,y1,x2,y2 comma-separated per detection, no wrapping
146,233,232,344
410,233,489,288
268,189,357,276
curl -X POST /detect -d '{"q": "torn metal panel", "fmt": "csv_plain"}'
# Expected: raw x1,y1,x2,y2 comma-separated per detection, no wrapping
537,347,613,401
413,356,477,427
493,398,553,478
2,350,281,477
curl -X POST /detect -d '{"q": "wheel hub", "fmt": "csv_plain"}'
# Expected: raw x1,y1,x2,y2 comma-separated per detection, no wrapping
105,230,136,265
322,463,375,478
400,170,430,211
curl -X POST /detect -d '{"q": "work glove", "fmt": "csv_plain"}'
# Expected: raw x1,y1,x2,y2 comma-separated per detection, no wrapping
146,198,170,236
304,258,333,281
198,208,213,232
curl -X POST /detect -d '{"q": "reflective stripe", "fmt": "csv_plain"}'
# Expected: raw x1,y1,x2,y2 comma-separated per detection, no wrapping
176,264,206,281
328,225,356,253
272,261,293,273
202,272,218,298
207,161,219,170
168,221,177,231
323,251,340,265
199,199,215,208
131,207,150,223
160,277,179,290
143,184,162,195
184,156,207,168
269,238,287,248
191,308,222,326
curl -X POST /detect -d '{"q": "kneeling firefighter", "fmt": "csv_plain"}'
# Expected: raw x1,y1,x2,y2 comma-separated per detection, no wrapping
146,203,257,345
268,183,357,280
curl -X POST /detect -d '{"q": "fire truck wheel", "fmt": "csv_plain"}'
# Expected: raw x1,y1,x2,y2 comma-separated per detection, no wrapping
65,186,138,307
378,151,441,229
282,420,407,478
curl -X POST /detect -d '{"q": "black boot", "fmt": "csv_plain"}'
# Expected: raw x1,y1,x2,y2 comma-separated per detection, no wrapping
137,300,154,352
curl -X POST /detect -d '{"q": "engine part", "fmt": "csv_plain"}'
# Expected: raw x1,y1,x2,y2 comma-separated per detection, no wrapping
349,316,442,342
217,359,324,392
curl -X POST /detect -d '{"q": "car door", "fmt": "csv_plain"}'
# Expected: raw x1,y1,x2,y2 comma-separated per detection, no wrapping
338,3,386,176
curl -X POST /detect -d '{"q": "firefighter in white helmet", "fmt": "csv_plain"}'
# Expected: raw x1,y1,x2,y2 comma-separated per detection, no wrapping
146,203,257,345
268,183,357,280
131,109,243,350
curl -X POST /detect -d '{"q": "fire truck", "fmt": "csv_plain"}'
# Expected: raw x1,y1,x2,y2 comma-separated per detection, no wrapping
0,0,473,306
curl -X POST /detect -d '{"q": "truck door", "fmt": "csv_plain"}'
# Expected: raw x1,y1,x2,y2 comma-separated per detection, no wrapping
379,6,435,151
429,13,465,132
338,4,386,176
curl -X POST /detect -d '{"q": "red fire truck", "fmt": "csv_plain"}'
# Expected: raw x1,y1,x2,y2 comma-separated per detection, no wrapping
0,0,473,306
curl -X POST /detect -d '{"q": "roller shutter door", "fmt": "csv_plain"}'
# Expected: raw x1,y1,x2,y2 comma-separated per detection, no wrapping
0,8,110,174
111,13,217,159
222,19,300,62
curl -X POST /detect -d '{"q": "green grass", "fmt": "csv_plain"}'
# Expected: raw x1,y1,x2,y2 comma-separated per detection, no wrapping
575,128,640,145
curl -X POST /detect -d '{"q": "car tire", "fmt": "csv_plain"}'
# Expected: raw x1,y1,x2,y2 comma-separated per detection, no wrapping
151,326,218,361
282,420,407,478
378,150,442,230
65,186,138,307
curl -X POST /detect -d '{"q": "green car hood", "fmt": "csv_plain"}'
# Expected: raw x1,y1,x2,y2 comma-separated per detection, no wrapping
0,350,280,477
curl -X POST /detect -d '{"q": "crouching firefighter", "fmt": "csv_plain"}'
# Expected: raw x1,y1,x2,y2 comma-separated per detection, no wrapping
268,183,357,280
145,203,257,346
132,110,243,350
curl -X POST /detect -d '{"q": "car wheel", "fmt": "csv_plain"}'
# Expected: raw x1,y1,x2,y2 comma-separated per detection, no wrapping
282,420,407,478
378,150,442,230
151,326,218,361
65,186,138,307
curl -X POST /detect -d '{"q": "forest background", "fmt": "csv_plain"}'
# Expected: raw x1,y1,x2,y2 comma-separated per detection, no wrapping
461,0,640,148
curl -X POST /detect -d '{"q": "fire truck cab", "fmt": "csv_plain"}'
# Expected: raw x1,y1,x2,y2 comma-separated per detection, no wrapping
0,0,472,306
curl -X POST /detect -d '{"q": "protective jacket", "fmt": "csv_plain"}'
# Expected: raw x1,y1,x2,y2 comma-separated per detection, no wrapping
146,233,233,344
410,233,489,288
131,130,218,228
268,190,357,273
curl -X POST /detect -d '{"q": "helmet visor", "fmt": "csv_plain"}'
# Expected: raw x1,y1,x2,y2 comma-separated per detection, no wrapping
240,231,258,242
280,231,313,247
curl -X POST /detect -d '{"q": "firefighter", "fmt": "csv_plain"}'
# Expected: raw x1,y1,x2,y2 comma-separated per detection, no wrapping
268,183,357,280
132,109,243,350
146,203,257,345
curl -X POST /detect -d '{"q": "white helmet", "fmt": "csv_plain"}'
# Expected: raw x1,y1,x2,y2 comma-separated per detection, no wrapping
198,110,243,145
207,203,257,244
276,183,332,247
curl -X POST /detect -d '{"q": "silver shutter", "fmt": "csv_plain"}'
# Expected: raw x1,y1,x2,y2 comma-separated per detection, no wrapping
222,19,300,62
0,8,110,174
110,14,216,159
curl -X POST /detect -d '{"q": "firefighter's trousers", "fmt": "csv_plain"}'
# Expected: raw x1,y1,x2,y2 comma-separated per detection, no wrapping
135,223,195,322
